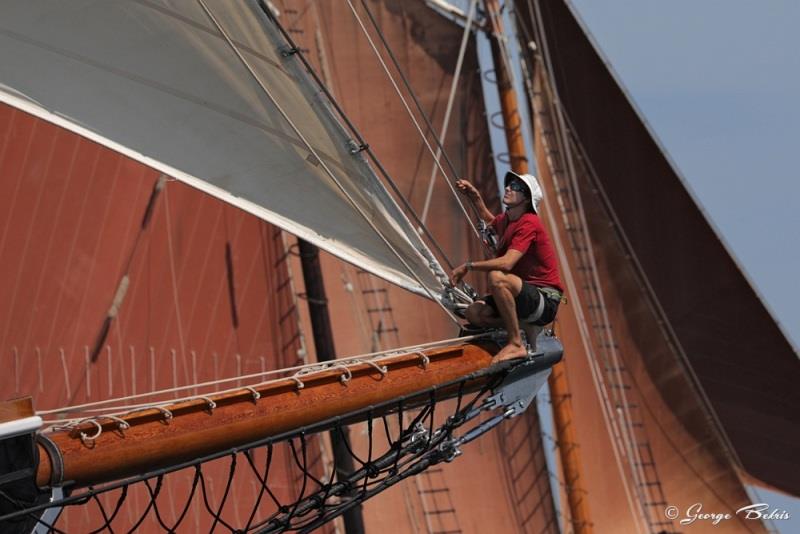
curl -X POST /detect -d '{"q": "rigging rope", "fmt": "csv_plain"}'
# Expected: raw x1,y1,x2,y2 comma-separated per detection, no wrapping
163,184,190,386
486,1,518,92
194,0,459,324
346,0,485,246
36,334,487,419
420,0,479,225
529,63,646,534
260,3,457,273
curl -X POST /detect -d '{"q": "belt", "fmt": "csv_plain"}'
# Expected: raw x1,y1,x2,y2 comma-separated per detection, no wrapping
539,287,563,302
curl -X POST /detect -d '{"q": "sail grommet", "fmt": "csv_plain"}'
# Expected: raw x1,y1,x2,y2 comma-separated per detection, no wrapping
348,141,369,154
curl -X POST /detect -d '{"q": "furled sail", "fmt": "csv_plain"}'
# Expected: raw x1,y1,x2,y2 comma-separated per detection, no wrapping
0,0,447,300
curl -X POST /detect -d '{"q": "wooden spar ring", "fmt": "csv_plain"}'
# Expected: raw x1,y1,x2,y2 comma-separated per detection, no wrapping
36,340,500,489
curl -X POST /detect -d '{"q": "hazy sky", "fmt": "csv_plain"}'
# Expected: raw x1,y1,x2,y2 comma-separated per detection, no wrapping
567,0,800,351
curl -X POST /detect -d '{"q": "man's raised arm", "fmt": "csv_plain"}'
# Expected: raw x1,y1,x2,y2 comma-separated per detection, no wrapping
455,179,495,223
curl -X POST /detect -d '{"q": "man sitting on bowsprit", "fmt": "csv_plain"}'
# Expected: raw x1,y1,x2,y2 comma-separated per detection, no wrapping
451,171,564,362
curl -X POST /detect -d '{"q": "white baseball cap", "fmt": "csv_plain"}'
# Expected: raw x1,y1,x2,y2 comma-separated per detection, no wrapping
504,171,543,213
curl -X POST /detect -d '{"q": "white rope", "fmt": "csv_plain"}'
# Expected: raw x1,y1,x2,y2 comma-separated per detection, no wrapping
361,359,388,375
163,185,189,384
244,386,261,401
420,0,478,225
344,0,481,243
36,334,486,419
411,350,430,369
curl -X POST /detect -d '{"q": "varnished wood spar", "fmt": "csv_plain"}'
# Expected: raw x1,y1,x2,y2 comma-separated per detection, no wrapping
36,342,499,489
485,0,528,174
0,397,34,423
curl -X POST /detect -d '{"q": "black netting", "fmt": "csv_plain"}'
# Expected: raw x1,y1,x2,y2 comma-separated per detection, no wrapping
0,358,545,533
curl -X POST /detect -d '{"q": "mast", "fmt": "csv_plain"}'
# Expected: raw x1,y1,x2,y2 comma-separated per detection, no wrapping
484,0,528,174
297,239,366,534
482,1,593,531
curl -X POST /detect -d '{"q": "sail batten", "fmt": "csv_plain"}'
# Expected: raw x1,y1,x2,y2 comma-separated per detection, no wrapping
0,0,447,301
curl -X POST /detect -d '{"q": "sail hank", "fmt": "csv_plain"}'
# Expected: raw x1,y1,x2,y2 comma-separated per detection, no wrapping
0,0,448,301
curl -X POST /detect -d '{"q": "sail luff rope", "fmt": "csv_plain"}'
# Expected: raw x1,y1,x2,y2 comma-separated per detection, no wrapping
346,0,484,246
258,4,457,274
420,0,479,225
194,0,459,322
35,334,486,418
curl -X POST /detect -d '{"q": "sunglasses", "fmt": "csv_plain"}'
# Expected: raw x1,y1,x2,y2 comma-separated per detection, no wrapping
507,181,526,193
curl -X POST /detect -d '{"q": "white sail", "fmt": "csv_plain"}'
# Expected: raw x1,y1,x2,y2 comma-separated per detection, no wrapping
0,0,448,300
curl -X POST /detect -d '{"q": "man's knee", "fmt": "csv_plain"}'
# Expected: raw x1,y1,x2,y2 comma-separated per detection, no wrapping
488,270,511,292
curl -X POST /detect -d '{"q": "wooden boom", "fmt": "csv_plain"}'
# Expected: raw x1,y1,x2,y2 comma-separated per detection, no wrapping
36,340,501,489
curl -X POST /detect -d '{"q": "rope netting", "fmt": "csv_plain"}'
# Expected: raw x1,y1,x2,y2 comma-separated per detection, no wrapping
0,357,543,533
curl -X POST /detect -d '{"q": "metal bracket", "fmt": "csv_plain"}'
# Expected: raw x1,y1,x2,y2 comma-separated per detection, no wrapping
486,334,563,417
31,486,64,534
278,45,298,57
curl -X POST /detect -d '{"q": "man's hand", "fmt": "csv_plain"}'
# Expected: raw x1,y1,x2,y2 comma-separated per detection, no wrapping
455,179,480,201
456,179,494,223
451,263,469,285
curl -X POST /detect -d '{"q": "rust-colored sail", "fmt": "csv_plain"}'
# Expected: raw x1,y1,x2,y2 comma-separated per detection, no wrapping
529,1,798,496
0,101,324,531
515,0,796,531
0,1,564,532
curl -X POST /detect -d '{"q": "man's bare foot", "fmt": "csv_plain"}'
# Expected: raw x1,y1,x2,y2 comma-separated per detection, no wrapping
494,341,529,363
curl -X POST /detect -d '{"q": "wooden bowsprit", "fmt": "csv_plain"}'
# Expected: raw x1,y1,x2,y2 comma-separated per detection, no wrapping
0,334,562,533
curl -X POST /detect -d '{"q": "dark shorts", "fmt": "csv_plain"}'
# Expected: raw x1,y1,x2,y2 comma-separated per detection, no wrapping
482,283,560,326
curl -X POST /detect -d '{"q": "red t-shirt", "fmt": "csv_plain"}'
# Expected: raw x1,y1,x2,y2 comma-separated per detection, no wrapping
492,212,563,292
